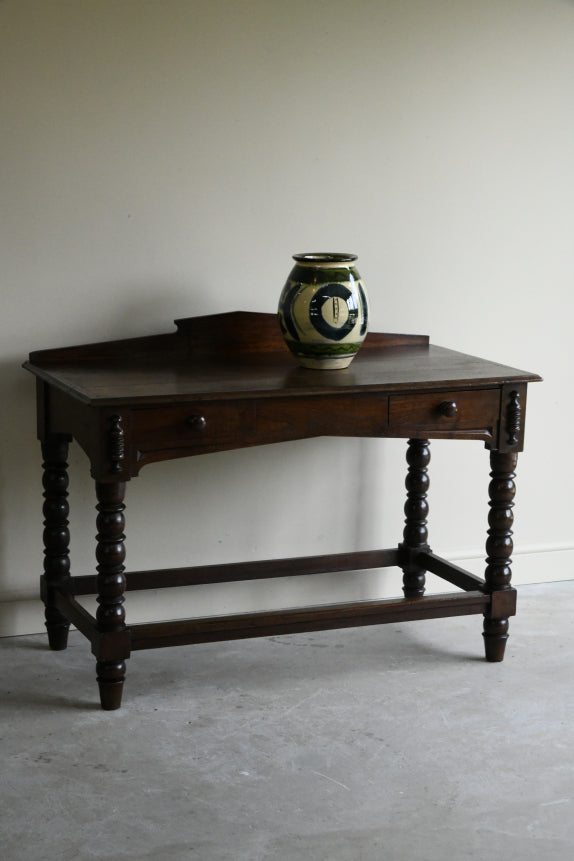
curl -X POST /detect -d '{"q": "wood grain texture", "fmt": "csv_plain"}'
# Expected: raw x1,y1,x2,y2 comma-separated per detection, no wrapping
69,548,401,595
41,436,72,650
95,481,128,710
389,388,500,440
130,591,490,651
399,439,431,598
483,451,518,662
24,312,541,407
24,311,541,708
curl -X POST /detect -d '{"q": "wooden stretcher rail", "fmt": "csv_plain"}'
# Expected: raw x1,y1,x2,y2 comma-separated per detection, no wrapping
54,592,97,642
129,591,491,651
417,551,487,592
68,548,402,595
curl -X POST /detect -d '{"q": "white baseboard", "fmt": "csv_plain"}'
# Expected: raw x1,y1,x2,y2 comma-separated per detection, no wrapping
1,545,573,639
449,543,574,588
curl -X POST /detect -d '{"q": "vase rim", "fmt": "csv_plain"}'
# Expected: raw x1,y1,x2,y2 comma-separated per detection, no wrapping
293,252,358,265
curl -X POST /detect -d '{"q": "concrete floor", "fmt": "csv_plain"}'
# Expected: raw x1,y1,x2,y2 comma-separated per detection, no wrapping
1,582,573,861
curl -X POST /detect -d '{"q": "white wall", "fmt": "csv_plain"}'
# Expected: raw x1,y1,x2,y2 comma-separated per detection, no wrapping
1,0,573,636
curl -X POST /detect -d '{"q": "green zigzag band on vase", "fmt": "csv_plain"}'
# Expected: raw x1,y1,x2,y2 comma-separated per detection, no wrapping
285,341,362,358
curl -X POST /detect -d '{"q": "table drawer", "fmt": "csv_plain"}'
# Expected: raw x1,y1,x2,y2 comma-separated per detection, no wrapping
132,401,255,455
255,394,388,444
389,389,500,433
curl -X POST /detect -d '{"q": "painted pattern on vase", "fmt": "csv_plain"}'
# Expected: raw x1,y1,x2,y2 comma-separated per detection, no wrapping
278,253,369,369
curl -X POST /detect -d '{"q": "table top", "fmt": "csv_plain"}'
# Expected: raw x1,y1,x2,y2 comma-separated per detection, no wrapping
24,311,541,406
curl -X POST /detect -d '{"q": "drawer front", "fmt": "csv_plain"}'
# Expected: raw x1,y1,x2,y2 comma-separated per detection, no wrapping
389,389,500,434
255,394,388,444
132,401,255,456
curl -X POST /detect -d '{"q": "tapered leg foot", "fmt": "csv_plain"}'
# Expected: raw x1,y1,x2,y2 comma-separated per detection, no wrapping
97,660,126,710
482,451,517,663
94,481,129,710
41,436,72,651
45,606,70,651
483,617,509,662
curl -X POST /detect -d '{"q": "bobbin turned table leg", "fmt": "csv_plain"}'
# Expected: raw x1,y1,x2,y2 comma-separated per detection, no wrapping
399,439,431,598
41,436,72,651
483,451,518,662
94,481,129,710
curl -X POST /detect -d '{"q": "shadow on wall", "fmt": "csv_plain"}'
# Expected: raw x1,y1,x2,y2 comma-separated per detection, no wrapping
100,284,222,341
0,356,42,588
0,288,214,599
2,290,411,637
24,283,218,351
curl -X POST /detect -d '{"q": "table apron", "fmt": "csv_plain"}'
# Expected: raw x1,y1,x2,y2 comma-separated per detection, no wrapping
42,385,520,479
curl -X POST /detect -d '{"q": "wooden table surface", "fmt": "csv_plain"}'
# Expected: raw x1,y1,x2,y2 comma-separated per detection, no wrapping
23,311,542,709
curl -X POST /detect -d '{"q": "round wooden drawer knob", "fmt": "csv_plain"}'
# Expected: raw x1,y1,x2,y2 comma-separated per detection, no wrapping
438,401,458,417
186,414,207,432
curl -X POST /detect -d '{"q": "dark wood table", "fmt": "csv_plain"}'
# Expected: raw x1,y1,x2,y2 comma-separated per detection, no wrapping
24,312,541,709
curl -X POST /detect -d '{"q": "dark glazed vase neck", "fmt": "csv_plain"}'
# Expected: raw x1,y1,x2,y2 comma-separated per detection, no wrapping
293,253,358,265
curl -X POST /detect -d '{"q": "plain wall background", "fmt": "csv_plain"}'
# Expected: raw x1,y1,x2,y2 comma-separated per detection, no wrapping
1,0,572,635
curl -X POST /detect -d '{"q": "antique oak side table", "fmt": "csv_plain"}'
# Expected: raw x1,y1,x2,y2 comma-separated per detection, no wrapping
24,312,541,710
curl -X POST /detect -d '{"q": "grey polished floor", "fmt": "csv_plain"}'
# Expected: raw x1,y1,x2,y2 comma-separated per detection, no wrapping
1,581,573,861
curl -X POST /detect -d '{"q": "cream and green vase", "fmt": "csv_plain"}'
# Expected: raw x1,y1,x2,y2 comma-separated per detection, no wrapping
278,253,369,369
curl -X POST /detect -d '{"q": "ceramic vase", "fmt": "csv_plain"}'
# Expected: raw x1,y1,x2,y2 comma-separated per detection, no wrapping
278,253,369,369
